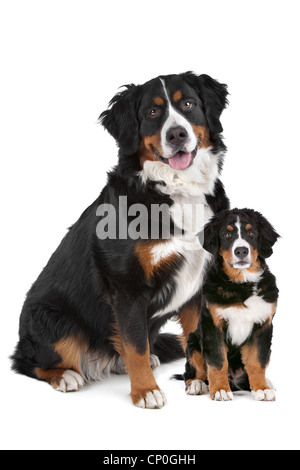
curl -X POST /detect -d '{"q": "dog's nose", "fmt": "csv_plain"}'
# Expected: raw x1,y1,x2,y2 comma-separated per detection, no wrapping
234,246,249,259
166,126,188,146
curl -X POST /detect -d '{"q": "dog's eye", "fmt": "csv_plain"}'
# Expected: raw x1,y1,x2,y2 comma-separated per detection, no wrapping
183,101,193,110
248,231,255,238
148,107,160,118
224,233,232,239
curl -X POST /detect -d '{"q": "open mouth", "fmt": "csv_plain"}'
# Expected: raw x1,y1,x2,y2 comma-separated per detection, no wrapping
168,151,194,170
151,142,199,170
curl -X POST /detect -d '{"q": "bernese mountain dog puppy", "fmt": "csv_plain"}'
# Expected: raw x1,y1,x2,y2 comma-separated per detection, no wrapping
183,208,280,401
11,72,230,409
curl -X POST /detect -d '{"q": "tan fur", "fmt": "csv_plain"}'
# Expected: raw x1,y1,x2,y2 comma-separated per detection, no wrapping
179,304,200,350
139,133,163,167
241,342,269,391
207,346,231,398
191,124,211,148
221,246,262,283
154,96,164,106
122,342,160,405
135,240,180,281
54,336,84,373
173,90,182,102
34,367,65,388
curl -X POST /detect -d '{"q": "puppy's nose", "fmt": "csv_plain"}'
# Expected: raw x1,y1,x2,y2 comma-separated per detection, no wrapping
234,246,249,259
166,126,188,146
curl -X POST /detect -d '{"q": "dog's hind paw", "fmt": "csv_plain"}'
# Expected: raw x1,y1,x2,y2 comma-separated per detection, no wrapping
149,354,160,369
55,370,85,393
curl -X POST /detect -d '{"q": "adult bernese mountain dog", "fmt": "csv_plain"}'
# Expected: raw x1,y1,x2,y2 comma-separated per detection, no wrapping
183,208,279,401
11,72,229,408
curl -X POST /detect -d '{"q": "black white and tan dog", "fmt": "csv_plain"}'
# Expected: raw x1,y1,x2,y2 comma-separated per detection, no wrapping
11,72,230,408
183,208,279,401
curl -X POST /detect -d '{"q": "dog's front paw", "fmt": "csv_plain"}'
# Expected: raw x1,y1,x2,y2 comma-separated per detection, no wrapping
132,389,166,409
252,389,276,401
212,389,234,401
185,379,208,396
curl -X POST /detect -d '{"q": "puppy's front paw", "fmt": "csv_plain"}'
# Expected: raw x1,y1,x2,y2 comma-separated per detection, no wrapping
185,379,208,396
252,389,276,401
132,389,166,409
212,389,234,401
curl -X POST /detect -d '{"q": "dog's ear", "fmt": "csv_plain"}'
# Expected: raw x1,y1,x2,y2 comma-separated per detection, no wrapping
99,84,140,156
202,216,220,256
256,212,280,258
197,74,228,135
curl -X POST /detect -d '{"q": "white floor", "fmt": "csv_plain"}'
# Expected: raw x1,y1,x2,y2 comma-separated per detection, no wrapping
2,319,298,450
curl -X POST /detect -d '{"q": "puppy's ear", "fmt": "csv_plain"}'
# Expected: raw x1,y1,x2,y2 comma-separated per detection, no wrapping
197,74,228,135
99,84,140,156
256,212,280,258
202,217,220,256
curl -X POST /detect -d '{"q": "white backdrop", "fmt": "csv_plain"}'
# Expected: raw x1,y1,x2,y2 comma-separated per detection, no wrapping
1,0,299,450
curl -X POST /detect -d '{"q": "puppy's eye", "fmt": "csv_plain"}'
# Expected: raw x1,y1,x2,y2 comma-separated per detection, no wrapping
224,233,232,239
248,231,255,238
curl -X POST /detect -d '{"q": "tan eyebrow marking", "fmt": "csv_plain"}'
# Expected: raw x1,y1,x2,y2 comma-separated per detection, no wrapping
227,225,234,231
246,224,252,230
173,90,182,102
153,97,164,106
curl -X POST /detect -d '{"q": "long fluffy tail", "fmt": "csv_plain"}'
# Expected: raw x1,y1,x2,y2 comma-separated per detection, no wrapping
151,333,185,364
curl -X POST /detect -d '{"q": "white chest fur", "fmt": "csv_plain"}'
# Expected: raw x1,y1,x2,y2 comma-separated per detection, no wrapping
150,183,214,316
152,237,212,317
216,296,274,346
140,149,219,317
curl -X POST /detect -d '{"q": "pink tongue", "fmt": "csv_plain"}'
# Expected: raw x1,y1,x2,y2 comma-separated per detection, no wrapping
168,152,192,170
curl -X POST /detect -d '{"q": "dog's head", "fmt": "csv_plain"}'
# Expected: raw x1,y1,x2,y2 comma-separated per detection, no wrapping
99,72,228,171
203,209,280,280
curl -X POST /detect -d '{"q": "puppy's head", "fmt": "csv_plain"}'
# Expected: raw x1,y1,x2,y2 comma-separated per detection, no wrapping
99,72,228,170
203,209,280,279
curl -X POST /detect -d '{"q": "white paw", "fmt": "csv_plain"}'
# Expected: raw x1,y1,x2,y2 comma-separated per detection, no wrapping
55,370,85,392
149,354,160,369
212,389,234,401
252,389,276,401
135,390,166,409
186,379,208,396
